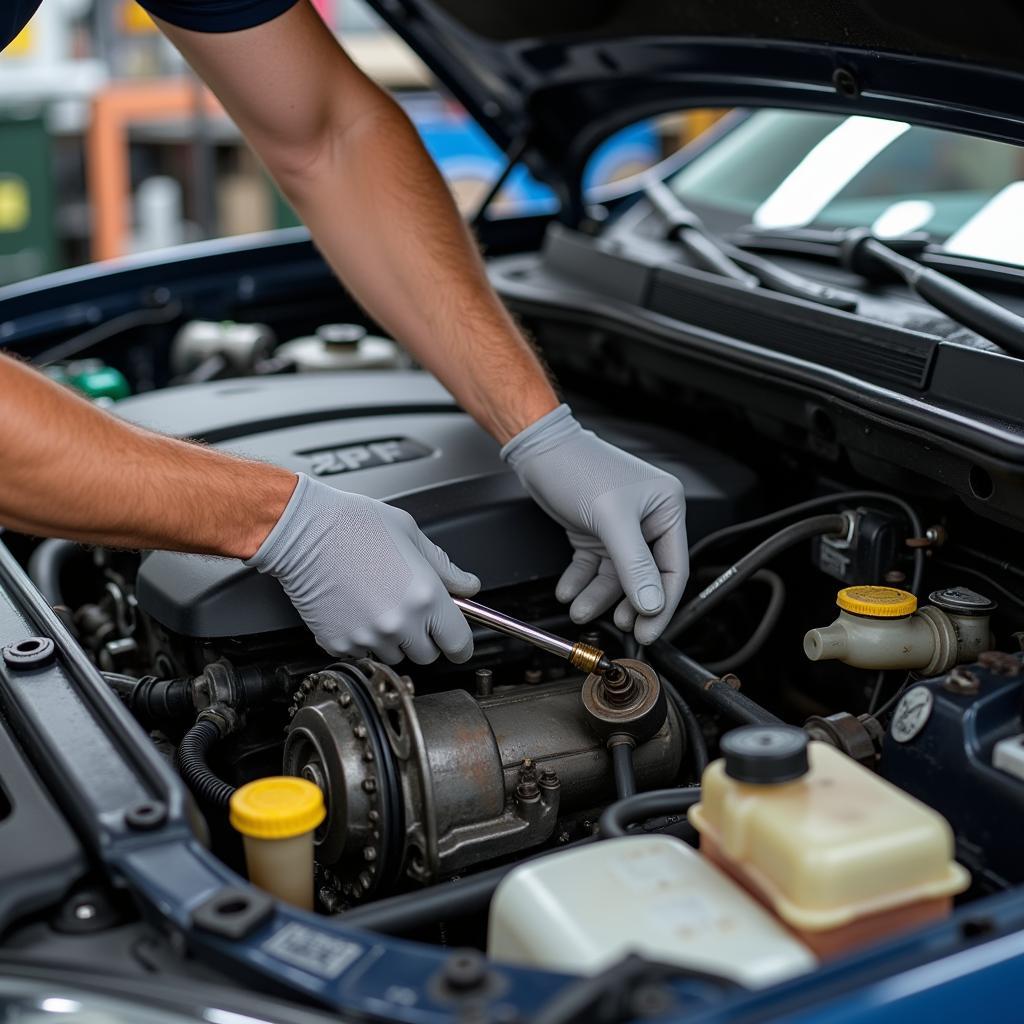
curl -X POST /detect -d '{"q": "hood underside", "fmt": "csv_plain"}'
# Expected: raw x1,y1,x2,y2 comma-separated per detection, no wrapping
369,0,1024,216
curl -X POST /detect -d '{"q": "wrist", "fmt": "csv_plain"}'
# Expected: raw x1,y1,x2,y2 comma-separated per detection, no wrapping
500,403,580,467
231,466,301,561
489,390,560,446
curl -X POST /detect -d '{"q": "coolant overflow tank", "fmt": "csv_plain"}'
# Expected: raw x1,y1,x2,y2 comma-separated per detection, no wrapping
803,585,994,675
688,726,970,958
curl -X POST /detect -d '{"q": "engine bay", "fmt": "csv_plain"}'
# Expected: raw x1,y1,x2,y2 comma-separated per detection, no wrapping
3,225,1024,1018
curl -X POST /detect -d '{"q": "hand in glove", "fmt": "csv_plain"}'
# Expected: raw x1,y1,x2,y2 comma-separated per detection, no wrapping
502,405,688,645
247,473,480,663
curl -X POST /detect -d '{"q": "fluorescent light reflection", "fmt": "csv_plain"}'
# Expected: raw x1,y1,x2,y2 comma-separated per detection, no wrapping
754,116,910,228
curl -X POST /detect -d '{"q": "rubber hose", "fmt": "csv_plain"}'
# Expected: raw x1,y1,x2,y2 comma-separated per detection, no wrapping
648,642,783,726
610,741,637,799
666,513,847,641
662,678,708,779
704,569,786,674
689,491,925,595
175,720,236,811
27,538,79,607
338,818,701,936
599,787,702,839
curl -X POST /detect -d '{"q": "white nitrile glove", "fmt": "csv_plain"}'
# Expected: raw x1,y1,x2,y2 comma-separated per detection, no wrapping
502,405,688,645
246,474,480,664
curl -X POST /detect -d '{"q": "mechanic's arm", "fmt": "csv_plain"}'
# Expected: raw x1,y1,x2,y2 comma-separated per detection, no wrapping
155,1,557,444
157,2,689,642
0,354,479,663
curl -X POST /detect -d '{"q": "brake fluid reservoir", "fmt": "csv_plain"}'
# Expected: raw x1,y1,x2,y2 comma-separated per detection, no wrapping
688,727,970,958
488,835,816,989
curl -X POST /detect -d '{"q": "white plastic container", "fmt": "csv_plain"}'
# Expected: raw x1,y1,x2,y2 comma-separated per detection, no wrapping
689,741,970,957
488,835,816,988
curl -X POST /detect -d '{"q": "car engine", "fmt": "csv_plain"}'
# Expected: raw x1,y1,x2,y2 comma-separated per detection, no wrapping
10,308,1024,993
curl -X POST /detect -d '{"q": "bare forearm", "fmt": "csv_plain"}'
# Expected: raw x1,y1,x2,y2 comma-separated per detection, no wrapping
278,99,558,442
157,3,558,444
0,355,295,557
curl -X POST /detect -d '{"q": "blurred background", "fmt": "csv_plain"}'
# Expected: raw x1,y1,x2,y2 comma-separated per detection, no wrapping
0,0,722,287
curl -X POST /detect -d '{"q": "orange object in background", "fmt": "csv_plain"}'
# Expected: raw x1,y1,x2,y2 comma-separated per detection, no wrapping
86,80,223,262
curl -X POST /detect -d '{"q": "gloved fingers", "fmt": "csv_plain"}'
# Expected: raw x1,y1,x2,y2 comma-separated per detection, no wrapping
368,638,404,665
414,533,481,597
631,517,690,646
568,558,623,624
593,506,665,619
429,595,475,664
400,630,441,666
556,549,600,604
613,597,637,633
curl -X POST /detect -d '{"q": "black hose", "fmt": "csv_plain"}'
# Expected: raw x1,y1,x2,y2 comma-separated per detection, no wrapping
27,538,80,607
610,741,637,799
704,569,786,674
339,818,702,937
176,720,236,811
659,675,707,780
690,491,925,595
648,642,783,726
341,838,597,934
598,787,702,839
666,513,847,641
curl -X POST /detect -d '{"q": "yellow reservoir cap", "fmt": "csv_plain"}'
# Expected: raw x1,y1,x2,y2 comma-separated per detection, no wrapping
836,586,917,618
230,776,325,840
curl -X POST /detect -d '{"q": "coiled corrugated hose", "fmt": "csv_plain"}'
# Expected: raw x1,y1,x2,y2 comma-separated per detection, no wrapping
175,719,236,811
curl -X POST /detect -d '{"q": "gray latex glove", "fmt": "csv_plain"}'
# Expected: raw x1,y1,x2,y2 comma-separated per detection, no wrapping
246,473,480,664
502,405,688,645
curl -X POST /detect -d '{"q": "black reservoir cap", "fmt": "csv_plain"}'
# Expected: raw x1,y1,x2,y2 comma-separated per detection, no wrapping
721,725,809,784
928,586,997,616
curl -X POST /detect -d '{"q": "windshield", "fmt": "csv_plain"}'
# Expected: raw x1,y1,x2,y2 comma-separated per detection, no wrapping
669,109,1024,268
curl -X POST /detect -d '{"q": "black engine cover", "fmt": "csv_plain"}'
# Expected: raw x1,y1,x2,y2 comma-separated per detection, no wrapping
121,372,756,637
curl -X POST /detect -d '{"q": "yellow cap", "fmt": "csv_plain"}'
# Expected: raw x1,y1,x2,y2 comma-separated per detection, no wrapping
836,585,917,618
229,776,325,840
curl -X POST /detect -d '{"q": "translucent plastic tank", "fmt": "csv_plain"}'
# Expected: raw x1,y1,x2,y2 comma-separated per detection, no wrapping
488,835,816,988
689,734,970,957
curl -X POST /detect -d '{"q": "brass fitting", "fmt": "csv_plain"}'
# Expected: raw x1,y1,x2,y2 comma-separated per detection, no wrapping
569,641,605,674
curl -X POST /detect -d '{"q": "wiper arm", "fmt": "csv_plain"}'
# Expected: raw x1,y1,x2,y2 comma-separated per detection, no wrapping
643,179,859,311
734,225,1024,359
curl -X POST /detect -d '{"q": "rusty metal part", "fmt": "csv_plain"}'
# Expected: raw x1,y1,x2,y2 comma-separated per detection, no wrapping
284,662,683,907
978,650,1022,677
581,659,668,744
944,665,981,695
804,711,884,765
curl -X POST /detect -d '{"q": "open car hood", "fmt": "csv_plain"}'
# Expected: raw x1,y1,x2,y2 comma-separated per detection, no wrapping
367,0,1024,216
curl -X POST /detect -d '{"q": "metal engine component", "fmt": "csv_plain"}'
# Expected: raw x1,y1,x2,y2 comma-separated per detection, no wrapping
581,659,667,744
282,660,683,908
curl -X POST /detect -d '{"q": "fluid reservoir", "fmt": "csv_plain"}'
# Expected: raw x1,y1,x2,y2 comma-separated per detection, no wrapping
688,726,970,958
803,585,994,674
230,776,325,910
488,835,816,988
276,323,403,372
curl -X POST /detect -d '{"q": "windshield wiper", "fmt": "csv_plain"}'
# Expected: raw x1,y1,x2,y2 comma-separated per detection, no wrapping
733,225,1024,360
643,179,859,311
